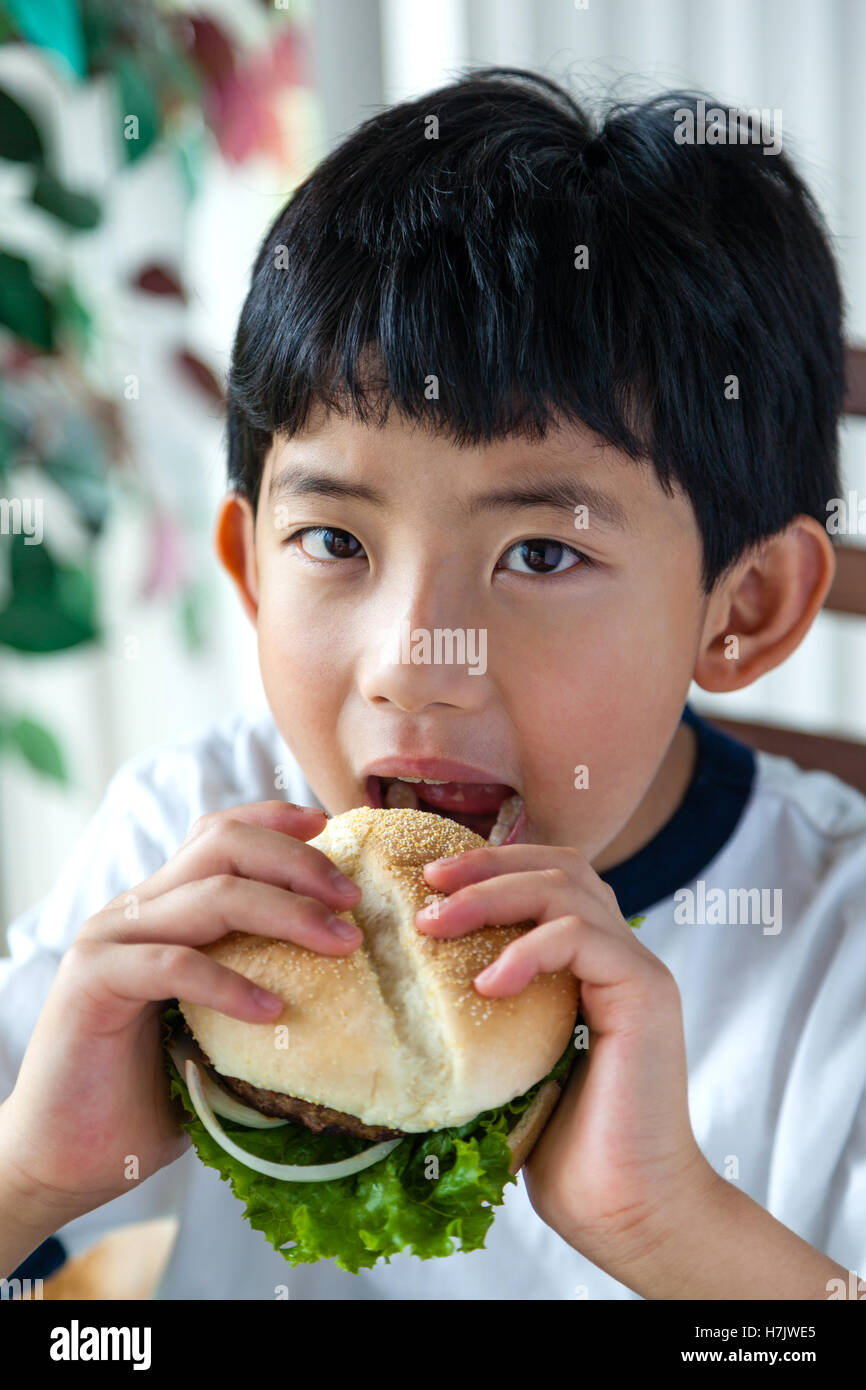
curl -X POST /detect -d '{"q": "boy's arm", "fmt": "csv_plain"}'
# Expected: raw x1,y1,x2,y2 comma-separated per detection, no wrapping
592,1160,851,1300
0,1103,92,1278
0,761,188,1272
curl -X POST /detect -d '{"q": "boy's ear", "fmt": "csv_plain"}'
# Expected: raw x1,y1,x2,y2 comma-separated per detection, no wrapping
694,515,836,692
214,493,259,624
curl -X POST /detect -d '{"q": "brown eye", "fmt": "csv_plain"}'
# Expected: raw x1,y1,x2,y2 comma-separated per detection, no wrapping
498,539,584,575
288,527,365,561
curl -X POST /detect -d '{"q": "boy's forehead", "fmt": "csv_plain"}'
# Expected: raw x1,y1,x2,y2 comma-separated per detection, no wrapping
260,404,694,537
265,407,612,483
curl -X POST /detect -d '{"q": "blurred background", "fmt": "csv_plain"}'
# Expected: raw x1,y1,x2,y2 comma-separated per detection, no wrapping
2,0,865,933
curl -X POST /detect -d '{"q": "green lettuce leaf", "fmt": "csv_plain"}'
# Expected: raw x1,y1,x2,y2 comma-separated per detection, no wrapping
160,1003,576,1274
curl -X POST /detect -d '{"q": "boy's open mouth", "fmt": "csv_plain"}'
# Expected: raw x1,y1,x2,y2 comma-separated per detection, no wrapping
365,775,525,844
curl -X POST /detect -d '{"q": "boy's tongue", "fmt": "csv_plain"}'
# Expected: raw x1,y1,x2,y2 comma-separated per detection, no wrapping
392,780,513,815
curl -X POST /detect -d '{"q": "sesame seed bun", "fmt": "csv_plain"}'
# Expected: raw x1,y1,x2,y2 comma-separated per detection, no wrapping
179,806,579,1135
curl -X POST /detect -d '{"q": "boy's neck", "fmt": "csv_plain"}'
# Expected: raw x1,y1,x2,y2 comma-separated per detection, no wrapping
592,717,698,873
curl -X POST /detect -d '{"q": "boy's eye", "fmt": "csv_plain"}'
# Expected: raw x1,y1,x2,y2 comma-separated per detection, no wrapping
497,539,585,575
284,528,588,576
286,527,365,562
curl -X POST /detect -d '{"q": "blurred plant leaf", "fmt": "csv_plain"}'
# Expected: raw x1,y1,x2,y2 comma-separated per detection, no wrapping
188,16,236,85
175,348,224,403
0,532,98,651
53,279,94,354
2,0,86,79
132,264,187,300
9,523,52,591
141,509,186,600
31,168,101,229
0,250,54,350
115,52,160,163
0,714,68,782
0,398,26,478
178,581,206,652
171,118,207,201
0,87,45,162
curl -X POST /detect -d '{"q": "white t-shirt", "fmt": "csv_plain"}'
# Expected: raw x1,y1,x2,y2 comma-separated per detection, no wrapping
1,702,864,1300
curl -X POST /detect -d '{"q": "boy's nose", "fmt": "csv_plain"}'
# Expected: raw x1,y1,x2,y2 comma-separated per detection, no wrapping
357,612,491,712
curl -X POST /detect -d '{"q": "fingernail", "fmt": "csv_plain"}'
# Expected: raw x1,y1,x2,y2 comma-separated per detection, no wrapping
429,855,459,866
474,961,499,984
327,916,361,940
329,867,358,895
252,987,282,1010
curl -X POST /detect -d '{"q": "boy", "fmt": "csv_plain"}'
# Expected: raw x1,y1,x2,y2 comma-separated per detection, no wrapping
1,67,864,1300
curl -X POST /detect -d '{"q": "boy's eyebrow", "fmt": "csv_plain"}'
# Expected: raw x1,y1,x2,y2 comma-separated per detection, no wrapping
267,464,630,530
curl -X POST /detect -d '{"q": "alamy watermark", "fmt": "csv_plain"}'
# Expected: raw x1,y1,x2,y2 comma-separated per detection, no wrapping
825,491,866,536
0,496,43,545
674,879,782,935
375,617,487,675
674,100,782,156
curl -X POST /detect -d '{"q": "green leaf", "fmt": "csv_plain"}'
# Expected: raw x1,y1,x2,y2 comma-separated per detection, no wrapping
115,54,160,164
2,715,67,782
160,1006,576,1274
55,555,96,626
9,526,53,592
171,120,208,202
0,533,98,652
0,250,54,350
31,169,101,230
0,87,45,163
3,0,86,80
0,595,96,651
53,279,94,355
628,914,646,930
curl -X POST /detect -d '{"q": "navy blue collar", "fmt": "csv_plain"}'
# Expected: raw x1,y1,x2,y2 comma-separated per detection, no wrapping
598,704,756,918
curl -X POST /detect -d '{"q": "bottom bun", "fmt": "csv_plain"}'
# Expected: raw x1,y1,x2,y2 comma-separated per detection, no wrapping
506,1077,566,1174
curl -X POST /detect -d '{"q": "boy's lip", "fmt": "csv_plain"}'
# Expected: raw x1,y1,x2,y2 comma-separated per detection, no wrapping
360,755,518,786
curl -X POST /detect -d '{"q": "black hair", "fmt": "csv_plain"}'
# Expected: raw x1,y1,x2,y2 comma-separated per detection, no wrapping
226,65,846,589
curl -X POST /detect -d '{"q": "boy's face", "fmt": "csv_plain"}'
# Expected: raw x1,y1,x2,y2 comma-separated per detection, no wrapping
226,405,712,868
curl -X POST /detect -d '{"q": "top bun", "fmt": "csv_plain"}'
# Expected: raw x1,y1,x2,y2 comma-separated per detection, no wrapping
179,806,579,1132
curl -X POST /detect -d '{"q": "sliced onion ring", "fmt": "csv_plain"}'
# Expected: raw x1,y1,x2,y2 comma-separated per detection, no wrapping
184,1060,404,1182
167,1032,288,1129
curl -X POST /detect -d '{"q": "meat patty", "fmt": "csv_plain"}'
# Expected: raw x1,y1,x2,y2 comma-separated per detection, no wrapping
181,1021,405,1140
216,1072,406,1141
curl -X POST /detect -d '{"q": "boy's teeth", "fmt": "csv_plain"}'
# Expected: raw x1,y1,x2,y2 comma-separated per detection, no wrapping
487,792,524,845
384,780,420,809
392,776,449,784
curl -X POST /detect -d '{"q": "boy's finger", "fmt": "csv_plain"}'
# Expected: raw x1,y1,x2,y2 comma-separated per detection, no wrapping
109,806,359,913
422,845,615,913
471,914,665,1003
182,800,327,848
82,874,363,953
415,867,608,939
61,938,288,1036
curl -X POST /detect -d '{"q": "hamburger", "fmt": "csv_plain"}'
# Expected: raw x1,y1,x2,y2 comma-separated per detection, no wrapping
162,805,579,1272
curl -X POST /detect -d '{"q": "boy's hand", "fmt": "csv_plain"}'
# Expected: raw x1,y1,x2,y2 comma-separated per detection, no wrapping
417,844,717,1276
0,802,361,1234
